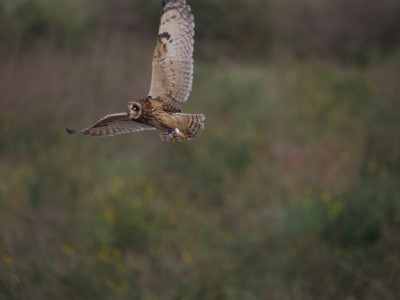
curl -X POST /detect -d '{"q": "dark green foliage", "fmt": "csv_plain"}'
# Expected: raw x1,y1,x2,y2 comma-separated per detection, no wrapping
0,0,97,47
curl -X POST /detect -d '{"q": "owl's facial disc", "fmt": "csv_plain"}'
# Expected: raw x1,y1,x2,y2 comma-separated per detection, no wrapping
128,102,141,119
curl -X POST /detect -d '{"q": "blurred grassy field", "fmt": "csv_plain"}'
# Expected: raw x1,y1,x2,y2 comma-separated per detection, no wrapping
1,0,400,299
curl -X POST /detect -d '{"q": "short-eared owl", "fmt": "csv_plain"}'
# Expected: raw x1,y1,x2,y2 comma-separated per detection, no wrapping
67,0,205,141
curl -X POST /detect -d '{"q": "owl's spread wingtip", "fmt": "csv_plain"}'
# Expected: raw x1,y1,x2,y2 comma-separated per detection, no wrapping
66,128,78,135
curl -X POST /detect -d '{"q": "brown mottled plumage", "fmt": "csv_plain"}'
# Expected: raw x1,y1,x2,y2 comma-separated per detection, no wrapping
67,0,205,141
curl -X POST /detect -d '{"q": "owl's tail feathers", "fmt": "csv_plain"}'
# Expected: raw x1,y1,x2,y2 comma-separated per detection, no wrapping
183,113,206,138
160,113,206,141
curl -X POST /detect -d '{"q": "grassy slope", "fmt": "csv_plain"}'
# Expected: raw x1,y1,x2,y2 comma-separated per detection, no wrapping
1,37,399,299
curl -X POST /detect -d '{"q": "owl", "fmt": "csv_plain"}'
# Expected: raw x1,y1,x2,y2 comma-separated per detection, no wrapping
67,0,205,141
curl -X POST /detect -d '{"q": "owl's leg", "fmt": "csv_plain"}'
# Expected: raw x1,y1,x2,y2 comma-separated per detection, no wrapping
174,128,186,139
161,128,185,141
168,128,185,139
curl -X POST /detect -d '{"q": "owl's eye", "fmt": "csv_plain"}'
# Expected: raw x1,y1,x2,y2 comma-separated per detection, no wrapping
132,105,139,112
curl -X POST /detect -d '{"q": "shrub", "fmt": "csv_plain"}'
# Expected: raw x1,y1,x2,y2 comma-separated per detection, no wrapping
0,0,97,47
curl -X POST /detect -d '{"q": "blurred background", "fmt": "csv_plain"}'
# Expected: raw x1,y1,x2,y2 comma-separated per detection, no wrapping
1,0,400,299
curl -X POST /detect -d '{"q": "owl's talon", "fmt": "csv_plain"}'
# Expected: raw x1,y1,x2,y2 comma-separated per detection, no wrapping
164,128,185,140
175,128,185,139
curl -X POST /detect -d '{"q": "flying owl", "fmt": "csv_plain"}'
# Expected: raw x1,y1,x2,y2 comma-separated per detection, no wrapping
67,0,205,141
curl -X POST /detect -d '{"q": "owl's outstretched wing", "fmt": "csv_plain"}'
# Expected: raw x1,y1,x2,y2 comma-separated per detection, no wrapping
148,0,194,104
66,113,155,137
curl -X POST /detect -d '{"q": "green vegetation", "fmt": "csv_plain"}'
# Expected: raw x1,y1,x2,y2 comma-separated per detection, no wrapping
0,0,97,47
1,0,400,299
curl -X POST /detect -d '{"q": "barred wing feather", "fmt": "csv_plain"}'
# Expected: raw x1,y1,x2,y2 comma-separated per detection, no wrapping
148,0,194,103
66,113,155,137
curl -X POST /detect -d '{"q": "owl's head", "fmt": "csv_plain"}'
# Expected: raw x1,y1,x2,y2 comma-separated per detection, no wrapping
127,102,142,119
